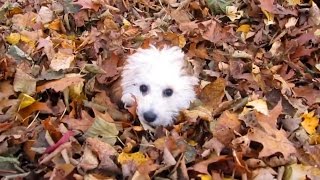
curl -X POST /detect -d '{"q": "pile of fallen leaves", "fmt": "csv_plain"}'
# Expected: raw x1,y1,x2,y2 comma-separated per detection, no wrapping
0,0,320,179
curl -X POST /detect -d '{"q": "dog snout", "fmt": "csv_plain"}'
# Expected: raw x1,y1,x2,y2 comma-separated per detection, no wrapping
143,111,157,122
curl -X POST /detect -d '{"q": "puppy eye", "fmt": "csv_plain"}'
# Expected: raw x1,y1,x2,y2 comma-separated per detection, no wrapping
139,84,148,94
163,88,173,97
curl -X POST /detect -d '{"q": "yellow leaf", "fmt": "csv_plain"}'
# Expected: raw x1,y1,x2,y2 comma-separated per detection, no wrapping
236,24,250,33
286,0,301,6
178,35,186,48
310,134,320,145
316,64,320,71
122,18,131,29
48,19,61,31
69,81,84,100
315,29,320,36
284,164,320,180
197,174,212,180
20,35,31,43
246,99,269,116
118,152,149,165
6,33,21,45
188,140,198,146
18,93,36,109
262,9,275,25
301,111,319,134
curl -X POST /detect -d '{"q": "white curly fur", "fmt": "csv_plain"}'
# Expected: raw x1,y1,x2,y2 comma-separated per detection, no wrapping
121,46,198,126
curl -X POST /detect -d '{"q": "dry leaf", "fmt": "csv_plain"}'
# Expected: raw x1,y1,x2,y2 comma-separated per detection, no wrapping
85,115,119,145
18,93,36,109
50,49,75,71
118,152,149,166
37,6,54,24
199,78,226,110
13,68,36,95
301,111,319,135
36,75,84,92
246,99,269,116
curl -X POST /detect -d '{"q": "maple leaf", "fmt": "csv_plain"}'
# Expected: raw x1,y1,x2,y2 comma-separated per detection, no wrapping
243,122,296,159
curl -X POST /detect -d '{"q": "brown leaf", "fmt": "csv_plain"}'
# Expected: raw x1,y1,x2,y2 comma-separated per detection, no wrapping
199,78,226,110
11,12,37,30
61,110,94,132
291,46,317,59
211,111,241,145
203,137,225,155
293,86,320,105
188,43,209,59
37,37,55,60
73,0,101,11
255,100,282,129
0,122,13,133
170,9,190,24
192,155,228,174
98,53,119,79
50,164,75,179
13,68,36,95
36,75,84,92
0,81,15,100
248,122,296,158
86,137,120,173
199,20,231,45
19,102,53,120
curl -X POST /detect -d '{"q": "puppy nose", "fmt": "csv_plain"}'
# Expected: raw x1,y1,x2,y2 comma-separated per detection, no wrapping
143,111,157,122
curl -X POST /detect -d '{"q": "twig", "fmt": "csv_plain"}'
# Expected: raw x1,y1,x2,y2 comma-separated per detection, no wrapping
277,166,285,180
27,111,40,130
40,142,72,164
3,172,30,180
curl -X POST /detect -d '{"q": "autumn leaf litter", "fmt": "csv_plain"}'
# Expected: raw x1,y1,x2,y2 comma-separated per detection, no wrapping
0,0,320,179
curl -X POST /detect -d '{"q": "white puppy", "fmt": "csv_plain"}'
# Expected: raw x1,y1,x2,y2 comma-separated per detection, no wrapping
121,46,198,126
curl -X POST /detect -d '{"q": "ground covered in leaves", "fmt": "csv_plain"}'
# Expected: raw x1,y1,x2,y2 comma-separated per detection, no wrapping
0,0,320,179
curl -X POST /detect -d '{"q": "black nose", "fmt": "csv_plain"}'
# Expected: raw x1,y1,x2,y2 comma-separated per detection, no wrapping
143,111,157,122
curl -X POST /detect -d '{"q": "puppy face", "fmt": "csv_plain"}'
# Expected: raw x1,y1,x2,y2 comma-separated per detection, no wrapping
121,46,198,126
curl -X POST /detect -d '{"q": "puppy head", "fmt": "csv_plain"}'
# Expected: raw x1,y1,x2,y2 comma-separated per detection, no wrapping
121,46,198,126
